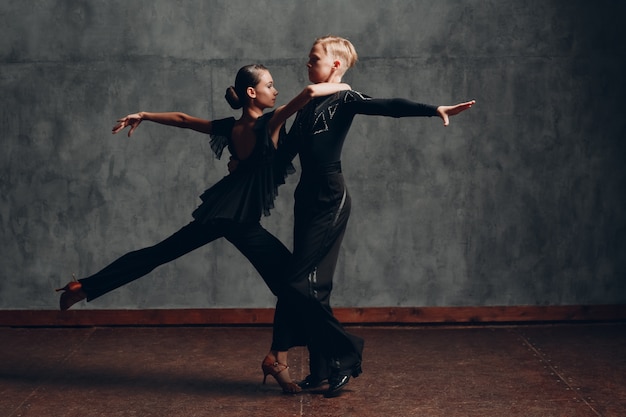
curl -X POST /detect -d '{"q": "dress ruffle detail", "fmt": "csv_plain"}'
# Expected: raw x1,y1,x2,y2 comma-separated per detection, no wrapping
208,117,234,160
209,133,229,159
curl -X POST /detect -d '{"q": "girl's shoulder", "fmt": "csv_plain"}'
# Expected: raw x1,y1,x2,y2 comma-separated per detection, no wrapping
211,116,237,136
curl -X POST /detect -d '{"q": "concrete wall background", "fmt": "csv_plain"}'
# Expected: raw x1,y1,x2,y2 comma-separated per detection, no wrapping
1,0,625,309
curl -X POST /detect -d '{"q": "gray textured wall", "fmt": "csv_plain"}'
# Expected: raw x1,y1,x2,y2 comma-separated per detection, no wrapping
1,0,625,310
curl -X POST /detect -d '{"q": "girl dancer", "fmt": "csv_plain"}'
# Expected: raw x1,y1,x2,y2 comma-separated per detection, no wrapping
56,64,350,393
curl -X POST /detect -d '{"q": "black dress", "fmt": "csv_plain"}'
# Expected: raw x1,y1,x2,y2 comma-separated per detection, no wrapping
78,111,295,307
279,91,439,380
192,114,293,224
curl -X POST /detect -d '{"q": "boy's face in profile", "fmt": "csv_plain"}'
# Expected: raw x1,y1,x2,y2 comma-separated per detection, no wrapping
307,43,338,84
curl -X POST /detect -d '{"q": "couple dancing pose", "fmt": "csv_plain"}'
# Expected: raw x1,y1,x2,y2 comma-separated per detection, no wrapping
56,35,475,396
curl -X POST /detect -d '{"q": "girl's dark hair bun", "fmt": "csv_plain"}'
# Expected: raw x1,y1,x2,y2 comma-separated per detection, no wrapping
225,86,242,109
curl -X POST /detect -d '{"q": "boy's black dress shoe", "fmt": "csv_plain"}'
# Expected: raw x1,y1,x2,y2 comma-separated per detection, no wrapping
325,361,362,397
298,375,326,389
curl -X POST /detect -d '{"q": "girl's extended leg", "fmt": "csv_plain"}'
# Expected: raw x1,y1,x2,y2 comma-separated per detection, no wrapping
71,221,226,304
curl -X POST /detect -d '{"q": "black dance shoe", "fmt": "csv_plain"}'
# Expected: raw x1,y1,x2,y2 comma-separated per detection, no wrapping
298,375,326,390
326,362,362,397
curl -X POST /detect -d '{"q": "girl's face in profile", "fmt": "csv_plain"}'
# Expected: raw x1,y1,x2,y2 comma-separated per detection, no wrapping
307,43,336,83
252,70,278,109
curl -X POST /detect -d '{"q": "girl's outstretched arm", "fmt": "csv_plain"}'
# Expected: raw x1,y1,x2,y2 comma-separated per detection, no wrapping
112,112,213,137
268,83,351,146
436,100,476,127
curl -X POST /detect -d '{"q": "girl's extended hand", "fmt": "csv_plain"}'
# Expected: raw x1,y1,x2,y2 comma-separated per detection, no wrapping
112,113,143,136
436,100,476,127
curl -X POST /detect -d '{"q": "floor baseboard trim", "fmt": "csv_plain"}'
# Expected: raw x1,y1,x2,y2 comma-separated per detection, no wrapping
1,305,625,327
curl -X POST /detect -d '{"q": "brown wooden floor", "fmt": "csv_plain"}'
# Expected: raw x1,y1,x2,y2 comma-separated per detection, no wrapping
1,323,624,416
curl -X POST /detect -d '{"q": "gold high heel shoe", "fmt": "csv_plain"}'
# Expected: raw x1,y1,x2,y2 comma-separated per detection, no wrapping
261,355,302,394
55,274,87,311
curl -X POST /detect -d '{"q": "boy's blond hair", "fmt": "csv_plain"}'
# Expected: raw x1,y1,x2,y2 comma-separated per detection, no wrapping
313,35,358,75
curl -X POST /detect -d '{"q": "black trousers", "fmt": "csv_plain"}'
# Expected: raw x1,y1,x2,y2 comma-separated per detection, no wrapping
274,172,364,379
79,219,291,307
